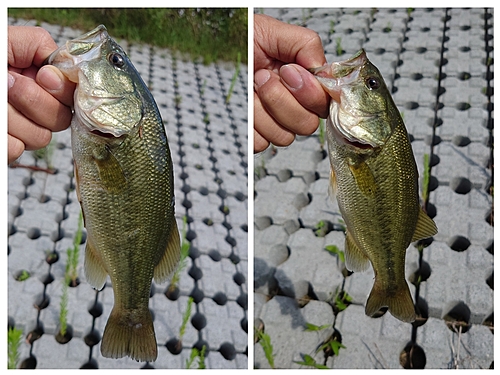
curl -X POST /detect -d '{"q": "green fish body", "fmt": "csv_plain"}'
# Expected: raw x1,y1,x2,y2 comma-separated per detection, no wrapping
313,50,437,323
47,25,180,361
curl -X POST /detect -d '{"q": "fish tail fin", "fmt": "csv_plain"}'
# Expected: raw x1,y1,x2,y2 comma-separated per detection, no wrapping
365,278,416,323
100,307,157,362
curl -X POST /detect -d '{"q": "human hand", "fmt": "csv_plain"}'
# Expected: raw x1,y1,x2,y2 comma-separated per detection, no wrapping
254,14,330,153
8,26,75,164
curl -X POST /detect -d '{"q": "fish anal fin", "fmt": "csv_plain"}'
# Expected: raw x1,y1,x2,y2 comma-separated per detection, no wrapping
412,207,438,242
344,230,370,272
153,218,181,284
100,306,157,362
84,240,108,290
348,160,377,198
365,278,416,323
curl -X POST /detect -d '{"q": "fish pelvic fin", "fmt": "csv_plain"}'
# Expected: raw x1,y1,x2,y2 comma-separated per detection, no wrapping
365,278,416,323
101,307,157,362
411,207,438,242
153,217,181,284
84,240,108,290
344,230,370,272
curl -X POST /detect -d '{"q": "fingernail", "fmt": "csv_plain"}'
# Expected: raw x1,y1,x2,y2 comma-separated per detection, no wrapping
254,69,271,88
37,66,63,91
280,65,304,90
8,72,15,89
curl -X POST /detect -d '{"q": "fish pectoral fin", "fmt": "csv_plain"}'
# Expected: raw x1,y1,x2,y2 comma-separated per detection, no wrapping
328,168,337,199
365,278,416,323
153,218,181,284
411,207,438,242
92,146,127,193
348,160,377,198
344,230,370,272
84,240,108,290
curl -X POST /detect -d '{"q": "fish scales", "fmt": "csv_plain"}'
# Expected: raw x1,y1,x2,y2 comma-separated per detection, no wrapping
46,25,180,361
313,50,437,323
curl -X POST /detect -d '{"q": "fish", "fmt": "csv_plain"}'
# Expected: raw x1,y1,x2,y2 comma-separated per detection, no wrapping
45,25,180,361
311,49,437,323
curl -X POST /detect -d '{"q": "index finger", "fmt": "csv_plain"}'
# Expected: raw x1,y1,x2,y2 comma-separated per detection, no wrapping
254,14,327,70
8,26,58,69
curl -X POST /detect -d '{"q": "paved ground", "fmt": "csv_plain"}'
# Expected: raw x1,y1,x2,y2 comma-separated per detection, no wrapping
254,8,493,369
8,19,248,369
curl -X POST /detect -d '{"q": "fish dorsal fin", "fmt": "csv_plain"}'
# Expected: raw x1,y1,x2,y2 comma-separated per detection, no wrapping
344,230,371,272
84,239,108,290
348,160,377,198
92,146,127,193
153,218,181,284
412,207,438,242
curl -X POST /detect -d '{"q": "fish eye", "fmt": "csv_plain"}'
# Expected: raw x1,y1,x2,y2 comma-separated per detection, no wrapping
366,77,380,90
108,52,125,69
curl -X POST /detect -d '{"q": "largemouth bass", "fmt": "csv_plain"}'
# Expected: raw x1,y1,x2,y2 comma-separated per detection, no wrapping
312,50,437,323
46,25,180,361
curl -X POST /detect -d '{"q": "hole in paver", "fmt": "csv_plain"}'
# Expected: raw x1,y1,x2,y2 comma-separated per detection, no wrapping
432,86,446,97
459,46,471,52
22,176,34,187
208,249,221,262
39,194,51,203
293,193,312,210
235,191,246,202
40,273,54,286
45,251,59,265
233,272,246,286
190,287,204,303
84,329,101,347
312,149,327,163
411,73,423,81
202,218,214,226
165,285,180,300
166,337,182,354
20,356,37,369
241,317,248,333
219,342,236,360
373,48,385,55
219,204,230,215
443,301,471,333
413,297,429,327
182,199,192,209
27,323,44,344
34,294,50,310
303,171,320,185
88,301,103,318
450,177,471,194
429,153,440,167
213,292,227,305
485,208,493,226
486,272,493,289
10,205,23,217
448,235,471,252
424,134,441,146
194,339,210,356
8,223,17,236
483,313,493,333
405,102,419,110
425,202,437,219
80,359,98,369
458,71,471,80
198,186,208,196
188,265,202,281
428,176,438,193
55,324,73,344
416,47,427,54
14,269,31,281
400,342,426,369
421,27,430,32
322,329,343,359
276,169,292,182
27,227,41,239
332,290,352,315
313,220,333,237
410,260,431,286
229,253,240,264
191,312,207,331
456,102,471,111
237,293,248,310
50,228,65,242
452,135,471,147
216,188,228,199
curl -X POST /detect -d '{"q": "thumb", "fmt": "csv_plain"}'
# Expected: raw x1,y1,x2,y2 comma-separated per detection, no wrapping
280,64,330,119
36,65,75,107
